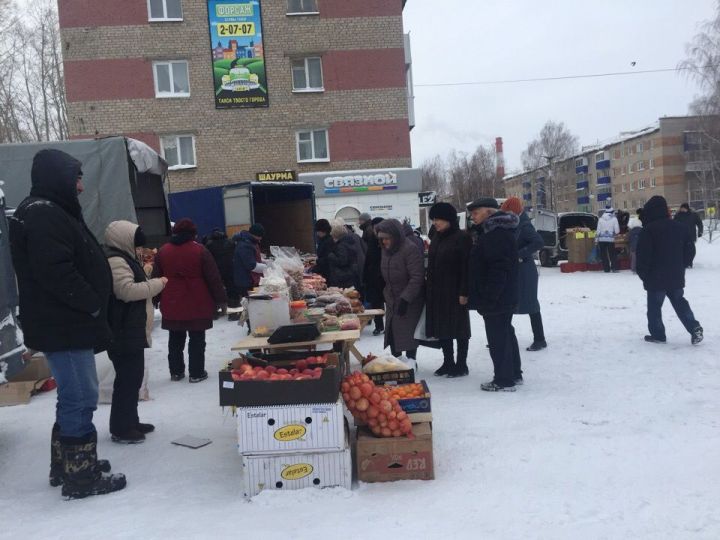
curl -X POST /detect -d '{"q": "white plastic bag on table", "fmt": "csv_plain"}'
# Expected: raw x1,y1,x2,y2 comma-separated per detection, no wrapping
269,246,304,274
97,351,150,404
258,262,290,297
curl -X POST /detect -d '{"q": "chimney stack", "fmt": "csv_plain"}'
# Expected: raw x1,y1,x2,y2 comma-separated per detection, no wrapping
495,137,505,179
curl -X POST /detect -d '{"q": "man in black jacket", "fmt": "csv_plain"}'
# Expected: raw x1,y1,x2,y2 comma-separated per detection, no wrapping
673,203,704,268
637,196,703,345
9,149,126,499
467,198,522,391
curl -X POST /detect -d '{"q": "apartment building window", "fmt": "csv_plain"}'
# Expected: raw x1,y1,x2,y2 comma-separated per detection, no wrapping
291,57,323,91
637,160,645,171
649,158,654,169
651,177,656,188
639,179,647,190
614,149,621,160
623,200,628,209
650,139,655,149
630,181,635,191
161,135,196,169
287,0,318,15
637,142,643,153
622,184,626,193
153,61,189,97
296,128,329,162
148,0,182,21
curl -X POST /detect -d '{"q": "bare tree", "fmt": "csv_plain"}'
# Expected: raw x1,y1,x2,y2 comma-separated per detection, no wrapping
521,121,579,210
420,155,448,200
680,4,720,235
446,144,499,210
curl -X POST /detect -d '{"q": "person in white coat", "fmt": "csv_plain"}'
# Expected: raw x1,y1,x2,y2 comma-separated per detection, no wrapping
596,207,620,272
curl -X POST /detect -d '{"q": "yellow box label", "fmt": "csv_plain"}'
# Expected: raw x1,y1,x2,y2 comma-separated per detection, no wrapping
274,424,306,442
281,463,313,481
575,232,584,239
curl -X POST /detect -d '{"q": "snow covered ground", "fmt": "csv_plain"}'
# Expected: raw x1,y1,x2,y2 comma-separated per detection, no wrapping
1,243,718,540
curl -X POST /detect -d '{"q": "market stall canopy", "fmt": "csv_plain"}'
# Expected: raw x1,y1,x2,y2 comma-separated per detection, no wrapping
0,137,169,242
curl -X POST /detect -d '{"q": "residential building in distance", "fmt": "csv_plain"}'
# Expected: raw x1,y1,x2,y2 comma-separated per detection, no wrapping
505,116,717,216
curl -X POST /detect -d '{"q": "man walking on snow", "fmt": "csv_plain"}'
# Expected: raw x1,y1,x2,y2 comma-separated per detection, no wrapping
673,203,703,268
637,195,703,345
596,206,620,272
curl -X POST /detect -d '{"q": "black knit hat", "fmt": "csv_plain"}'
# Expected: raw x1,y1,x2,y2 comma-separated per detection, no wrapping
314,219,331,233
467,197,499,211
133,226,147,247
429,202,457,222
371,217,384,226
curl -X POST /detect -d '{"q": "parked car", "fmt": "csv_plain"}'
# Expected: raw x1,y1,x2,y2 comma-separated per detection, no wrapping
534,209,598,267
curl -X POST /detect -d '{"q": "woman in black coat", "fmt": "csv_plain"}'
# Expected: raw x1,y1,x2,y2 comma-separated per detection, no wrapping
361,217,386,335
327,219,358,289
425,203,472,377
501,198,546,351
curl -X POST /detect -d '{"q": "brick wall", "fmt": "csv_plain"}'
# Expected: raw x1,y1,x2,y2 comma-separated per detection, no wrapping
60,0,411,192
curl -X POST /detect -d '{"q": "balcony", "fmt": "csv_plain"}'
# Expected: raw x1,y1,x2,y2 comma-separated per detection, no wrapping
577,196,590,205
522,193,532,201
596,159,611,170
686,161,712,173
576,181,589,190
522,181,532,189
597,192,612,202
597,176,611,185
576,164,589,174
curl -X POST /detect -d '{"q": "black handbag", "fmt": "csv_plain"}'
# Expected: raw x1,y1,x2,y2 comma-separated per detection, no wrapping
267,323,320,344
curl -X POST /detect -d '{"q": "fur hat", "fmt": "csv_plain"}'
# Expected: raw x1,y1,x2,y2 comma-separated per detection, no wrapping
172,218,197,236
500,197,524,216
428,202,457,222
248,223,265,237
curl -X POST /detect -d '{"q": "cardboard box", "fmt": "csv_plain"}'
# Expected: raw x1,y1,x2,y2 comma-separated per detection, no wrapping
237,398,346,455
356,422,434,483
395,380,432,423
219,354,341,407
0,355,52,407
241,440,351,497
367,368,415,386
566,229,594,264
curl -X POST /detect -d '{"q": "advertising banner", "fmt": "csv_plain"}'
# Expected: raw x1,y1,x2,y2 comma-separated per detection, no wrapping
208,0,269,109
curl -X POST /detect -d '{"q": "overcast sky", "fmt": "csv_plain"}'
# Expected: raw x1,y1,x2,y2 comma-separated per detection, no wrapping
404,0,717,172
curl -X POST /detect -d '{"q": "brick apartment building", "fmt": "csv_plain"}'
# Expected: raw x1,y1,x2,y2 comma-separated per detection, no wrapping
505,116,718,216
58,0,415,198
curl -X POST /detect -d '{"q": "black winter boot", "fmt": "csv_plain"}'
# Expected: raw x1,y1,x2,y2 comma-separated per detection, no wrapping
60,433,126,499
434,341,455,376
50,424,110,487
447,339,469,378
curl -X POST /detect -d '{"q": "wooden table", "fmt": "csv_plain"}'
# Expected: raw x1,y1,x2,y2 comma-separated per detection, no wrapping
351,309,385,363
231,329,361,375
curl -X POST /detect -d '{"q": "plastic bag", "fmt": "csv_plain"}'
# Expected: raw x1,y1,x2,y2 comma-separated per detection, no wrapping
413,307,438,341
362,354,410,374
97,351,150,403
258,263,290,297
587,244,600,264
339,314,360,331
270,246,304,274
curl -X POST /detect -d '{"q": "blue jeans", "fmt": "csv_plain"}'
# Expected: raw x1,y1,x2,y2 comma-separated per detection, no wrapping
45,349,98,438
647,289,700,340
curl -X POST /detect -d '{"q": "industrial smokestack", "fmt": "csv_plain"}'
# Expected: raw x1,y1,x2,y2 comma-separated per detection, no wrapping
495,137,505,179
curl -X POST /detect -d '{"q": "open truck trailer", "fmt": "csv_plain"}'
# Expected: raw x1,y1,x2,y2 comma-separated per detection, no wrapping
168,182,317,253
0,136,172,382
535,210,599,267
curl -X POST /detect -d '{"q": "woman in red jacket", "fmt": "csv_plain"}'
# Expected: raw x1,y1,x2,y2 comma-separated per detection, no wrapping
152,219,227,382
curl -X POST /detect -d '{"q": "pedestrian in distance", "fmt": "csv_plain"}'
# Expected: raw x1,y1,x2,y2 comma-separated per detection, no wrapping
360,216,386,336
345,223,366,290
153,218,228,383
375,219,425,369
425,202,472,378
103,221,167,444
403,220,425,257
637,196,703,345
205,228,239,308
466,198,522,392
232,223,267,299
500,197,547,352
673,203,704,268
596,206,620,272
311,219,333,281
358,212,373,244
628,209,643,274
9,149,126,499
327,218,359,289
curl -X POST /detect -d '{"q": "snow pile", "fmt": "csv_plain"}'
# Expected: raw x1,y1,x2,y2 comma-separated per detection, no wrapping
0,243,718,539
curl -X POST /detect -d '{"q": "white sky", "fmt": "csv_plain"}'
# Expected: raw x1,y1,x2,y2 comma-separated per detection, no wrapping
404,0,717,172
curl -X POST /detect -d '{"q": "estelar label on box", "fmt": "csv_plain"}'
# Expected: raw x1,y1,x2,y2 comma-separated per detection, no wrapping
237,398,346,455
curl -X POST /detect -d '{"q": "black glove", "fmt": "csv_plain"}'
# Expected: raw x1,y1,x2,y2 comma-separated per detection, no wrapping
397,299,409,317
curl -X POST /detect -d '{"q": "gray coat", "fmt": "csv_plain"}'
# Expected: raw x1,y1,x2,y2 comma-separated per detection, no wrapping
515,212,543,314
376,219,425,352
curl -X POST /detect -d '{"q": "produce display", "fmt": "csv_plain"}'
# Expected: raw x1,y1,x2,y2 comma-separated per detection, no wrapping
339,314,360,331
229,354,330,382
386,383,426,400
341,372,414,438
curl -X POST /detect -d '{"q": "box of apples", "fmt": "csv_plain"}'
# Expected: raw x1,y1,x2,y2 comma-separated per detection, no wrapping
219,353,341,407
